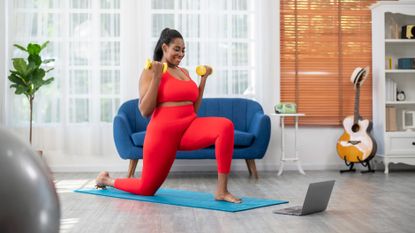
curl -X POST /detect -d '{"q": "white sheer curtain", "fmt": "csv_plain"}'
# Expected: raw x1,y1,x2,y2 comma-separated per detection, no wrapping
5,0,123,169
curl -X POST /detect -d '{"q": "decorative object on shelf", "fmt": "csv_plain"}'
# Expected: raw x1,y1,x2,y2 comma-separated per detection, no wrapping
386,14,400,39
8,41,55,147
397,90,406,101
386,79,397,101
274,102,297,114
398,58,415,69
337,67,377,173
401,24,415,39
386,106,398,132
402,110,415,131
386,56,394,69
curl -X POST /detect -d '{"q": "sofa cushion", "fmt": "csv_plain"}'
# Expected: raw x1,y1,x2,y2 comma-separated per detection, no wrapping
234,130,255,146
131,130,254,147
131,131,146,146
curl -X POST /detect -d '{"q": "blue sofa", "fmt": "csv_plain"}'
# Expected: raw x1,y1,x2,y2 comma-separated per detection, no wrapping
113,98,271,178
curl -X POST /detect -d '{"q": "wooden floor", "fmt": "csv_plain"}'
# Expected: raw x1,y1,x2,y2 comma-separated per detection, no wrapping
56,170,415,233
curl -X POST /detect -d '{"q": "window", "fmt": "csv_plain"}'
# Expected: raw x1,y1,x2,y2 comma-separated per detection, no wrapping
8,0,121,124
150,0,255,97
280,0,376,125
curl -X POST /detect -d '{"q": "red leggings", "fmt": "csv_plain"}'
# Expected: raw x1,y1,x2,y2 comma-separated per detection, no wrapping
114,104,234,196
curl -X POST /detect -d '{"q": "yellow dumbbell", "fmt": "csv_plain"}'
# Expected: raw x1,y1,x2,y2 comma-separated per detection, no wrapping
145,58,168,73
196,65,213,76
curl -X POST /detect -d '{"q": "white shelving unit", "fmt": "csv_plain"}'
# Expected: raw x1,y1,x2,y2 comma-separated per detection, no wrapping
371,1,415,174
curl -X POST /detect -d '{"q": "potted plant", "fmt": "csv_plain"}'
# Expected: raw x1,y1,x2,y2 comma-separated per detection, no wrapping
8,41,55,151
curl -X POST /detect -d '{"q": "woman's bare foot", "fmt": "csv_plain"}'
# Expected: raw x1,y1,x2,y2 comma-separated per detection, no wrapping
95,171,111,189
215,191,242,203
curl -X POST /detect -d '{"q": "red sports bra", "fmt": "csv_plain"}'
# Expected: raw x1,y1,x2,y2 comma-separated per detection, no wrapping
157,67,199,104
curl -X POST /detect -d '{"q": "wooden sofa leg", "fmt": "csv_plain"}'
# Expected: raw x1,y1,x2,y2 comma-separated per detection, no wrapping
245,159,258,179
245,160,252,176
127,159,139,178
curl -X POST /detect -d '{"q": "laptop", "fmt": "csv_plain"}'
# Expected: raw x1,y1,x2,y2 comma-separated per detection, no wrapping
273,180,335,216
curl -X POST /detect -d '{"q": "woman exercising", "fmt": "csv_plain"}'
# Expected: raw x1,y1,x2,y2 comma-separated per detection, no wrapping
96,28,241,203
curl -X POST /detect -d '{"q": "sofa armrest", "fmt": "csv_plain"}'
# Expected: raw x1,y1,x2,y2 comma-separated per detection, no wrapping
113,112,135,159
248,112,270,135
247,112,271,158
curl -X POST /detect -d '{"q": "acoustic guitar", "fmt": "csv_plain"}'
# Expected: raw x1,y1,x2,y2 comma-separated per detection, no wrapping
336,67,376,163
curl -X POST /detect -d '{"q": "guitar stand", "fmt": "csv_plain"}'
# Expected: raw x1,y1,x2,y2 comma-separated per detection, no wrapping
357,157,375,173
340,156,375,173
340,156,356,173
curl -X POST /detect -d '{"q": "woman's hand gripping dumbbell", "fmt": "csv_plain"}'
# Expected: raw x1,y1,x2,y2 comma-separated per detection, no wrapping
195,65,213,77
144,58,168,74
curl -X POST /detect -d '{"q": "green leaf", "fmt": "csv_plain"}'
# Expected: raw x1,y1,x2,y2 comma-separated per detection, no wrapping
15,85,28,95
10,84,18,89
33,68,46,80
9,70,24,79
28,54,42,66
26,62,37,76
32,74,46,90
8,74,27,86
27,43,41,55
9,70,19,75
14,44,28,52
43,77,54,85
45,67,54,73
40,41,49,50
42,58,55,64
26,83,35,96
12,58,28,74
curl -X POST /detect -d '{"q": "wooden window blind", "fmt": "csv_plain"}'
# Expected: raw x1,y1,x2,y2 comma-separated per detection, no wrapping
280,0,378,126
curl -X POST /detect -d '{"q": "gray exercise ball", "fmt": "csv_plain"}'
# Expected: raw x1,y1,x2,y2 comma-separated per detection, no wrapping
0,127,60,233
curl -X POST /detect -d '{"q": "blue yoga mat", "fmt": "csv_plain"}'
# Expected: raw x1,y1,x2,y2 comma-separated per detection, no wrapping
74,187,288,212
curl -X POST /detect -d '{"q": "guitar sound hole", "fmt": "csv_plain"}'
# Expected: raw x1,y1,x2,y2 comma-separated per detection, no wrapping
352,124,360,132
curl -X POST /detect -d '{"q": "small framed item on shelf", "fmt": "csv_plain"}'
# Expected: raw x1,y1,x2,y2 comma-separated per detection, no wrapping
402,110,415,131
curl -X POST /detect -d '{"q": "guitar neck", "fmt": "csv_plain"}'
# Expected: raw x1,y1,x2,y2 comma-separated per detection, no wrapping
354,84,360,124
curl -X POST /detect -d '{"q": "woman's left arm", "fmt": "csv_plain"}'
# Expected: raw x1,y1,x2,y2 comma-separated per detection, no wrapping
194,77,208,113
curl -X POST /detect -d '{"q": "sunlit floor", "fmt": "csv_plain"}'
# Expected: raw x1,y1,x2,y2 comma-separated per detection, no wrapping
56,170,415,233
